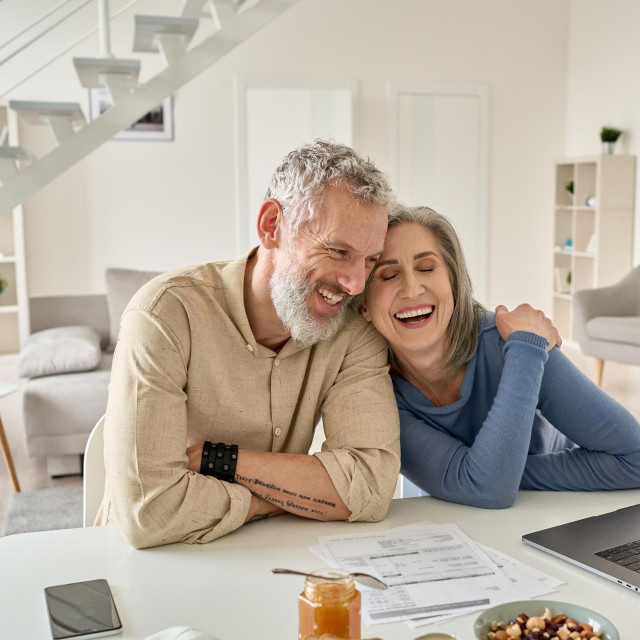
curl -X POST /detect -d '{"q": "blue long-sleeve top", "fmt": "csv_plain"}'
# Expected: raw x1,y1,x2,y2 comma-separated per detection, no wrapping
393,312,640,509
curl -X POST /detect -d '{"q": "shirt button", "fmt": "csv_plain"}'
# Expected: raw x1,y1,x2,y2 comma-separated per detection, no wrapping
246,344,254,353
274,359,280,367
274,427,282,437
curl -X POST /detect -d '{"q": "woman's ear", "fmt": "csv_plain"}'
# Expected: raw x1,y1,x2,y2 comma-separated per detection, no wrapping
361,302,372,322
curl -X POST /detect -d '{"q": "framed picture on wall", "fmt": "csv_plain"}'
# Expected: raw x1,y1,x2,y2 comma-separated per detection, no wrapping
88,88,174,141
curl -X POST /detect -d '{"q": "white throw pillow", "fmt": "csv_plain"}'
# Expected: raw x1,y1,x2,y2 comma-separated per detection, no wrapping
17,326,102,379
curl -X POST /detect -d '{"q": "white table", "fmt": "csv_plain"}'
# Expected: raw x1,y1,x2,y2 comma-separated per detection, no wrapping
1,490,639,640
0,382,20,492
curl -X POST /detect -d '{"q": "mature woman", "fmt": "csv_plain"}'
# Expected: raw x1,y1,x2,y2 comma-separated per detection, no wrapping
361,205,640,508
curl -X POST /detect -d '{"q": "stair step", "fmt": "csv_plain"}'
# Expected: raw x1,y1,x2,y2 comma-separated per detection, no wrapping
0,146,33,161
9,101,85,125
133,15,200,51
133,15,199,64
9,101,86,144
73,57,141,103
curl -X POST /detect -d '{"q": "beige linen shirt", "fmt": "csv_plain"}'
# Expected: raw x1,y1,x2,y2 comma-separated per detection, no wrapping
97,250,400,548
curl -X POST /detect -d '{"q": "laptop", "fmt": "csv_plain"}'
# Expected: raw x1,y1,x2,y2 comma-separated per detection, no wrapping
522,503,640,594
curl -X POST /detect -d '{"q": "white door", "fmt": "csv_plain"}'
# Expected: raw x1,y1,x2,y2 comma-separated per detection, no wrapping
392,86,488,302
236,79,355,253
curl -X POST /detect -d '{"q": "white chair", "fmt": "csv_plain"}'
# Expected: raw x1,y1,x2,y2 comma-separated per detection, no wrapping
83,414,106,527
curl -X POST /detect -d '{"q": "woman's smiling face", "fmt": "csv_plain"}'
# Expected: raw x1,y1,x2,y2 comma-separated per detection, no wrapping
363,222,455,358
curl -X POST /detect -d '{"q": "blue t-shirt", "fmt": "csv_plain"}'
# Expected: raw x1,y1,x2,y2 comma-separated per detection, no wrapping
393,312,640,508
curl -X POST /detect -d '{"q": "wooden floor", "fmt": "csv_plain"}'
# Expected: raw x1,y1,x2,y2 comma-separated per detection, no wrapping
1,347,640,535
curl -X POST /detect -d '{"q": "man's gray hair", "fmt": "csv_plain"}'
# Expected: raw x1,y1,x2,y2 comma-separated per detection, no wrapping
385,205,486,371
265,139,394,234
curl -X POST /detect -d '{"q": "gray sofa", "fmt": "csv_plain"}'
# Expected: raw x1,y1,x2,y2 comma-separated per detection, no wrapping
573,264,640,387
20,268,160,476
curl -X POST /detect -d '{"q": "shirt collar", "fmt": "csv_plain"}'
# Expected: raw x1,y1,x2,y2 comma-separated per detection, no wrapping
220,247,309,359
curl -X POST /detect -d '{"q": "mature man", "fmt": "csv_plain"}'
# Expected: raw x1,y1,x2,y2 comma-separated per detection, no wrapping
97,140,401,548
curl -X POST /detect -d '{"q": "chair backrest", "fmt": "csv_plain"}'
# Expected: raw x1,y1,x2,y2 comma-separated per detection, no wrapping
83,414,106,527
621,264,640,313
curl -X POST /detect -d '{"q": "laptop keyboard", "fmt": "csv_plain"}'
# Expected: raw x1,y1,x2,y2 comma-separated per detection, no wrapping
595,539,640,572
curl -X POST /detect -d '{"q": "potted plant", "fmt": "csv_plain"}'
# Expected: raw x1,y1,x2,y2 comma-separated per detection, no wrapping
0,275,7,296
600,126,623,154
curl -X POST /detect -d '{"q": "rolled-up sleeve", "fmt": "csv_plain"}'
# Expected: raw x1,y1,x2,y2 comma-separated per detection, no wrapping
314,322,400,522
103,305,252,549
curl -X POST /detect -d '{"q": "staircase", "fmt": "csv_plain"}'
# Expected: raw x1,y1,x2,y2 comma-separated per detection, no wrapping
0,0,298,217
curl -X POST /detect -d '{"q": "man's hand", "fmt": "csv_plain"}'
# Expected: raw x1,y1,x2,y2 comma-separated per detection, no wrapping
186,443,286,523
186,442,204,472
494,303,562,352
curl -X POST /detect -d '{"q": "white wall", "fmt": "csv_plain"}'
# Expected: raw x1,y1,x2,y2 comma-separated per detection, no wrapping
7,0,570,312
566,0,640,265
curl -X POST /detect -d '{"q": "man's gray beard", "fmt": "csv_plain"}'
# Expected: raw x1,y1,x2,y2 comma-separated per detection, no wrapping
269,263,351,346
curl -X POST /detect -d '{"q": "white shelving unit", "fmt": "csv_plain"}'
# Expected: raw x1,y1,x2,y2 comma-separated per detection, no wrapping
0,106,29,354
552,154,636,340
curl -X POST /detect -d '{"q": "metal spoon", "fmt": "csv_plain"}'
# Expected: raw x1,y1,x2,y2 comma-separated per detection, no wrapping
271,567,388,590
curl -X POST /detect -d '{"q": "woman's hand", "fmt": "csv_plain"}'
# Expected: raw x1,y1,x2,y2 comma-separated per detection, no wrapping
494,304,562,351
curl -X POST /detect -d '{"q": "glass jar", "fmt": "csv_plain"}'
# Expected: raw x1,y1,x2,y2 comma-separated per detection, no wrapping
298,569,361,640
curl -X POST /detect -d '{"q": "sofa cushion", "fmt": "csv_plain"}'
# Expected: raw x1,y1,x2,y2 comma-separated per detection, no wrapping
17,326,102,379
586,315,640,346
23,353,113,456
106,268,161,348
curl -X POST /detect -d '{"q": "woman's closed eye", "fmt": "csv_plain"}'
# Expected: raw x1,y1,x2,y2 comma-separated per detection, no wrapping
377,270,397,281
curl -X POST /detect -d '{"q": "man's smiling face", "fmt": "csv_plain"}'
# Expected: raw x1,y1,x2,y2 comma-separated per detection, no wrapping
269,184,388,344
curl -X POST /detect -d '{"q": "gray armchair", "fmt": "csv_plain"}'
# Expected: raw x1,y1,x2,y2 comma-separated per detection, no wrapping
573,265,640,386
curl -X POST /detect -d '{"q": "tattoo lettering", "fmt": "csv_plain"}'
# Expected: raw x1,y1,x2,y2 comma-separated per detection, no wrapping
235,473,282,493
235,473,337,515
252,478,281,491
286,500,308,512
263,494,285,507
313,497,336,508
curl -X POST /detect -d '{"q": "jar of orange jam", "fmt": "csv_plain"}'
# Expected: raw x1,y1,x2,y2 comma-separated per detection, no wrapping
298,569,361,640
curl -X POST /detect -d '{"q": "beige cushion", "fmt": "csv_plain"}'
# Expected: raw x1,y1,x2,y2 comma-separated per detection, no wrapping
106,268,160,348
17,326,102,379
586,315,640,346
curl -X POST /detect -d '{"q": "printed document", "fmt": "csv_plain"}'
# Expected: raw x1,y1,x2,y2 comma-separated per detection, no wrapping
316,522,529,625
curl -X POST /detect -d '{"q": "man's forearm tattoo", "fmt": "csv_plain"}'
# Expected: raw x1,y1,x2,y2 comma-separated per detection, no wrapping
235,472,335,516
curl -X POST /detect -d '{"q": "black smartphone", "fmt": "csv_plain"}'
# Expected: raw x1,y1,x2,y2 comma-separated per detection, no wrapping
44,579,123,640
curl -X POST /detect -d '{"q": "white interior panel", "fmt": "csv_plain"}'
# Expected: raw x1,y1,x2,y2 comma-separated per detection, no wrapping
396,92,486,302
243,87,353,251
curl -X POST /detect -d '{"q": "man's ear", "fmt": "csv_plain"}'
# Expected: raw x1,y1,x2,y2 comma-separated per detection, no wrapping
256,199,283,249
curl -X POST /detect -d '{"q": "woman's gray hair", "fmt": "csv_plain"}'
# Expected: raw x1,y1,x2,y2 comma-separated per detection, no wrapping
265,139,394,234
380,205,486,371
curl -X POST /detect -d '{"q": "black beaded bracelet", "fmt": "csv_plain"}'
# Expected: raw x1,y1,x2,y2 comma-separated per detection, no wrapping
200,441,238,483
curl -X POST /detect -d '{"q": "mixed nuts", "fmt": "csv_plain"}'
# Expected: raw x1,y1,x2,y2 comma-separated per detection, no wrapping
487,607,603,640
